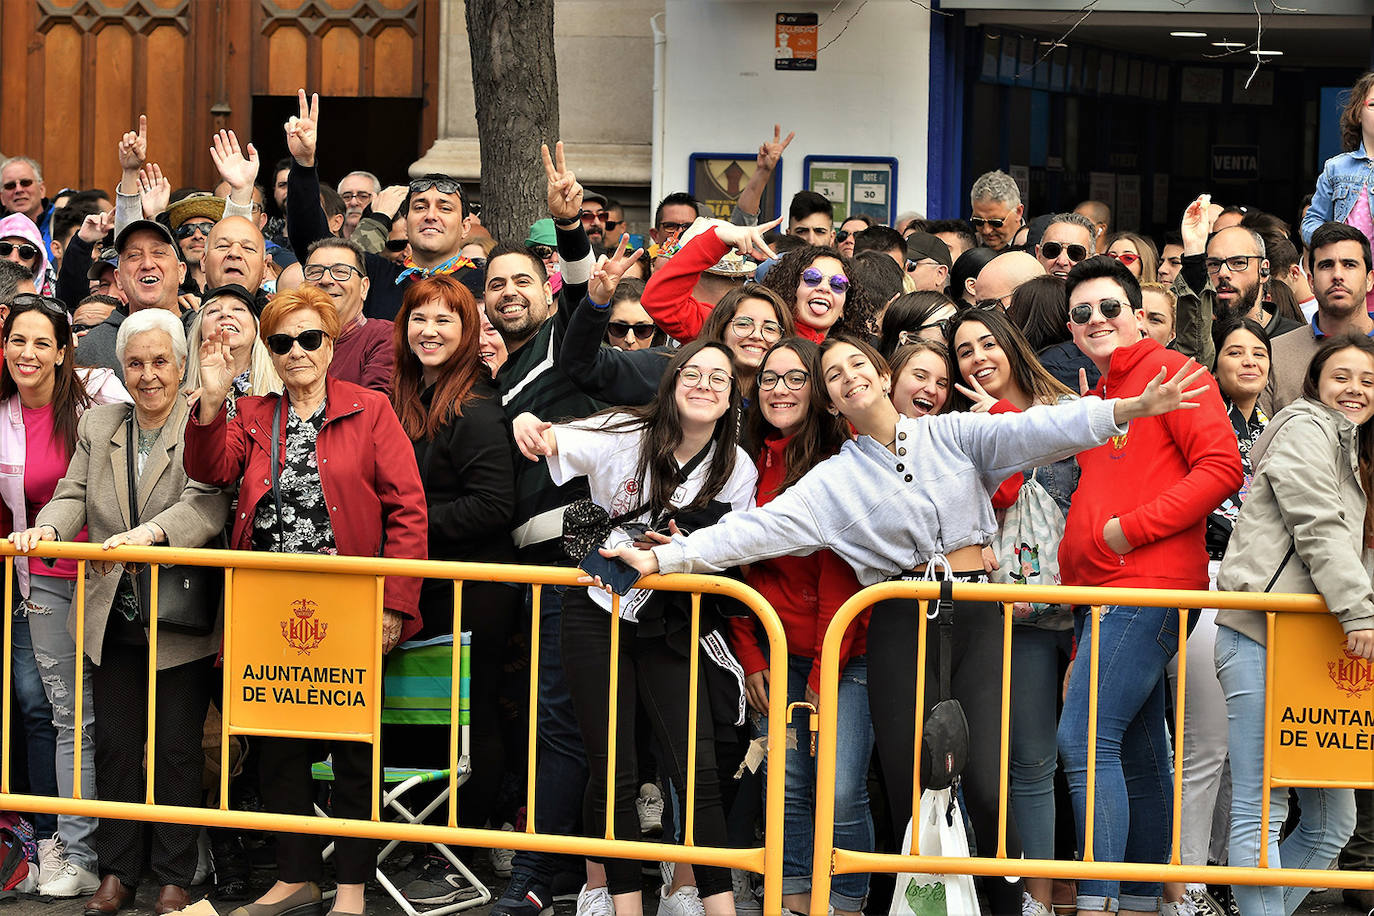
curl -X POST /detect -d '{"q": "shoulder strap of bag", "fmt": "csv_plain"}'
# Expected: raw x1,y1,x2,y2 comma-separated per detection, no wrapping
270,398,285,552
607,439,715,530
1263,542,1296,593
125,408,139,528
937,578,955,703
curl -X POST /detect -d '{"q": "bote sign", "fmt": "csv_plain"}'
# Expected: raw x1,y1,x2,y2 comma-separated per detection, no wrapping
225,568,382,740
1269,611,1374,789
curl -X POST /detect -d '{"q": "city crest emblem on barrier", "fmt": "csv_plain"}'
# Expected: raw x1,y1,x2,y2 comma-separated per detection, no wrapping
1328,640,1374,697
282,598,328,655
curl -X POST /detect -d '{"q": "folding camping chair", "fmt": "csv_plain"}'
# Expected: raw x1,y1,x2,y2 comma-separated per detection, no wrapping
312,633,489,915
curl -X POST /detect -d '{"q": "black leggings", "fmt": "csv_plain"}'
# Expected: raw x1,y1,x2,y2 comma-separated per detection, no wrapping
867,593,1025,916
560,589,732,898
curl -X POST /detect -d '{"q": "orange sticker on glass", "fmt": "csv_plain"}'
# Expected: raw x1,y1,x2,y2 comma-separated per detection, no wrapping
225,568,380,741
1269,612,1374,789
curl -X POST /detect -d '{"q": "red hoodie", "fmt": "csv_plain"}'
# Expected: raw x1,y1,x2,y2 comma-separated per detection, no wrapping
640,225,825,344
729,434,866,693
1059,338,1241,590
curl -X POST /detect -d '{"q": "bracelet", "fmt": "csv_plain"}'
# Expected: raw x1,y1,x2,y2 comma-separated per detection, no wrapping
552,215,579,228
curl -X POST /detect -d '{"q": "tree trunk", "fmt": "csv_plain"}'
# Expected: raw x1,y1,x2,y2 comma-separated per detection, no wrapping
465,0,559,243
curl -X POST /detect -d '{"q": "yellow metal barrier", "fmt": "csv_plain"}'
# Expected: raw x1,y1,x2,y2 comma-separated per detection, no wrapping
0,542,791,909
809,580,1374,915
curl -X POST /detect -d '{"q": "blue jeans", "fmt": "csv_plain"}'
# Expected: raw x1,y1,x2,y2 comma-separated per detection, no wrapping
1214,626,1356,916
11,606,58,838
509,584,589,886
757,654,873,912
1010,626,1073,861
1057,605,1177,913
24,576,98,872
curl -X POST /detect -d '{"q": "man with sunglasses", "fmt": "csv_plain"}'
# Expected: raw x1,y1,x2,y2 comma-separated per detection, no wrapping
603,199,629,252
580,191,609,250
975,250,1045,312
1171,195,1302,369
970,170,1025,252
1034,212,1096,280
166,192,224,297
903,231,952,292
651,191,701,247
1,157,53,249
281,90,482,322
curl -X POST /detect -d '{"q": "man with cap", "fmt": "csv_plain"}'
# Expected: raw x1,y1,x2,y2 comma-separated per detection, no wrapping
75,219,187,371
282,91,482,321
903,231,952,292
580,190,609,251
166,192,224,296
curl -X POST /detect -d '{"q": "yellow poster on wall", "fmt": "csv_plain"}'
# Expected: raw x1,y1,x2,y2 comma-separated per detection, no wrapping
225,568,381,741
1269,611,1374,789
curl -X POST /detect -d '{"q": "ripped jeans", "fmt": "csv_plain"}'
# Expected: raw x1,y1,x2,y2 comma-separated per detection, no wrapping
20,575,97,872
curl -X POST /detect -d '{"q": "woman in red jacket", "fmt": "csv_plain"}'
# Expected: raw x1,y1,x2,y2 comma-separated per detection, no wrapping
731,338,871,916
184,286,428,916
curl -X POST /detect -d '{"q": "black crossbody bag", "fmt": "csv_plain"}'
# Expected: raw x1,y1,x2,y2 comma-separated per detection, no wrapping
123,410,220,636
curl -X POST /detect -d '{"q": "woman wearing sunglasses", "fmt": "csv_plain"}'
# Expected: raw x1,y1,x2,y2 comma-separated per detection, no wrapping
184,286,428,916
0,212,55,296
877,291,958,357
1106,232,1160,286
732,338,872,916
945,306,1080,916
512,340,757,916
603,333,1207,915
602,279,664,351
0,295,129,897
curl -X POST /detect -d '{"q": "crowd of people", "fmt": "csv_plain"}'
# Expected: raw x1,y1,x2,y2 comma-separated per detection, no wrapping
0,70,1372,916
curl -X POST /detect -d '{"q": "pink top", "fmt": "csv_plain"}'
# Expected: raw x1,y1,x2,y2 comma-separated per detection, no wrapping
22,403,87,579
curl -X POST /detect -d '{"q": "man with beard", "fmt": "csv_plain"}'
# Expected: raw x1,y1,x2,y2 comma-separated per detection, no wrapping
1172,194,1301,368
1262,221,1374,415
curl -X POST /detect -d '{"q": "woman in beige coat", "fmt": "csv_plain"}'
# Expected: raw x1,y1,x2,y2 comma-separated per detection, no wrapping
12,309,230,916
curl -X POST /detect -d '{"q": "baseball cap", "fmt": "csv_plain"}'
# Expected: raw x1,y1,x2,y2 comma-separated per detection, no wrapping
525,218,556,247
905,232,952,269
86,248,119,281
114,219,177,253
201,283,261,318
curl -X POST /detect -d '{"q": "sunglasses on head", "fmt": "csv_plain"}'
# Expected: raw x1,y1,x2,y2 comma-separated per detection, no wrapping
265,329,330,355
0,241,39,261
1040,241,1088,262
2,179,34,192
801,267,849,294
527,244,555,261
8,294,66,318
1069,298,1128,325
606,321,656,341
174,223,212,240
1109,251,1140,267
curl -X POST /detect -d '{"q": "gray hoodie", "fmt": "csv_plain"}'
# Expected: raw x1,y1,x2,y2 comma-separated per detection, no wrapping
653,396,1126,585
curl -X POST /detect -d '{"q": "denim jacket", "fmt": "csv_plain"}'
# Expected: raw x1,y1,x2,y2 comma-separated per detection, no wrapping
1301,144,1374,244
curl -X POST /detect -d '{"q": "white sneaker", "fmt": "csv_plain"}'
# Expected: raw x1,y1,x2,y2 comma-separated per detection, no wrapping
1022,892,1054,916
37,860,100,898
636,782,664,837
489,822,515,878
35,835,64,887
658,883,705,916
13,860,38,894
574,883,613,916
732,869,761,915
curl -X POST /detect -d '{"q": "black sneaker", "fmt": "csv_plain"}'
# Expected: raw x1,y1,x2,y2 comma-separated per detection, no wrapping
489,871,553,916
399,856,480,907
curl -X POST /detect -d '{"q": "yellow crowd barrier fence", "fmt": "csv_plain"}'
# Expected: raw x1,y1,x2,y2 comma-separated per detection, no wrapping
0,542,791,909
809,580,1374,916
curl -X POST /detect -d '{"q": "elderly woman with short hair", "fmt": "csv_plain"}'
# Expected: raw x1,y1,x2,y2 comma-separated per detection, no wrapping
12,307,231,916
183,285,427,916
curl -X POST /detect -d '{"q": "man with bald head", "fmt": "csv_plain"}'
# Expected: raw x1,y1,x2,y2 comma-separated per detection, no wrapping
75,219,189,370
203,215,266,293
975,250,1045,310
1074,200,1111,254
1171,195,1302,367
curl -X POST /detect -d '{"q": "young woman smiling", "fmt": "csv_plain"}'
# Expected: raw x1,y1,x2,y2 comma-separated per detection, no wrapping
733,339,870,916
513,340,757,916
388,275,520,897
0,296,130,897
603,336,1208,914
887,340,951,420
1215,334,1374,916
946,306,1079,916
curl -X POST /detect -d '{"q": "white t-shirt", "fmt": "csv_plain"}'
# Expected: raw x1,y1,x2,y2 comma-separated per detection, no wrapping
547,412,757,620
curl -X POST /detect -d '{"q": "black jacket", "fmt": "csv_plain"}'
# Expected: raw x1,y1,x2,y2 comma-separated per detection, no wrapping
557,295,672,406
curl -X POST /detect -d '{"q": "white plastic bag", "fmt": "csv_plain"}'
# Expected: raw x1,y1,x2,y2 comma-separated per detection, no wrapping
889,788,982,916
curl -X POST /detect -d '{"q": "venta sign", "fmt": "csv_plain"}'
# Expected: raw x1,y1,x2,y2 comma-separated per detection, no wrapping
1211,145,1259,182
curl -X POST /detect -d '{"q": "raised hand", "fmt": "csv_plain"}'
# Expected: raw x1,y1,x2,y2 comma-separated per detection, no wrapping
210,129,260,197
588,235,645,305
285,89,320,167
715,216,782,262
192,326,235,424
954,374,999,413
138,164,171,218
118,115,148,175
372,185,409,220
78,208,115,245
756,124,794,172
541,141,583,221
1180,193,1212,256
